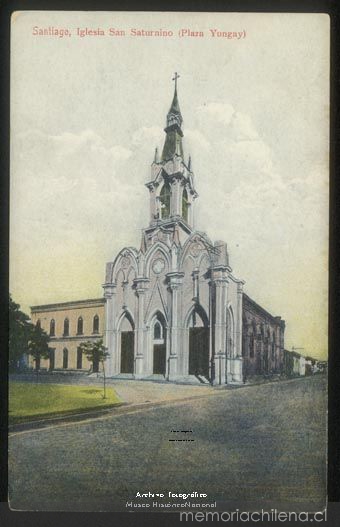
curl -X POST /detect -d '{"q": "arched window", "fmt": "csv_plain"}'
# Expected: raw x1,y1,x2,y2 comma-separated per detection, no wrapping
182,188,189,222
77,316,83,335
160,182,171,219
50,319,55,337
63,318,69,336
93,315,99,334
153,320,163,340
36,319,41,329
63,348,68,369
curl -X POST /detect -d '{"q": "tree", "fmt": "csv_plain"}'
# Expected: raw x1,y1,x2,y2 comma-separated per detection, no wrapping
78,339,109,398
9,295,33,371
27,323,51,373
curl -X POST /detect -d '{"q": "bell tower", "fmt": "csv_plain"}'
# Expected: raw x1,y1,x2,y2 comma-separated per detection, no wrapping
144,74,198,247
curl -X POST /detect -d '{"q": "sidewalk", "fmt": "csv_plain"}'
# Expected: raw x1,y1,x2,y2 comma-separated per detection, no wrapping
111,378,213,404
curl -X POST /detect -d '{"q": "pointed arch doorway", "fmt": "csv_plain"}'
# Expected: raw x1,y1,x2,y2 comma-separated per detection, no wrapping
188,306,210,378
120,313,135,374
152,313,167,375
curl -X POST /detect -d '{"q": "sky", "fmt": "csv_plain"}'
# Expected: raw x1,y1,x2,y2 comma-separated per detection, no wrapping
10,11,329,359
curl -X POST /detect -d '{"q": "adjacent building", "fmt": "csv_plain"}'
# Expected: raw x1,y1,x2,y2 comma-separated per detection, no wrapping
283,349,306,377
30,299,105,372
242,294,285,379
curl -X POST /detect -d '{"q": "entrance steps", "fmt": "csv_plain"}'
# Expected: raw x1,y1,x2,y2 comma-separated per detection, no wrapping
197,375,210,384
112,373,135,380
108,373,211,385
143,374,167,382
172,375,210,385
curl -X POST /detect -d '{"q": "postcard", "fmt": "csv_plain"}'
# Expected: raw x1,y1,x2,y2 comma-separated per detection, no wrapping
9,10,329,516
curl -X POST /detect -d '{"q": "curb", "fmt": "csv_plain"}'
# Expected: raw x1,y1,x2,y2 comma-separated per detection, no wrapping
8,403,127,433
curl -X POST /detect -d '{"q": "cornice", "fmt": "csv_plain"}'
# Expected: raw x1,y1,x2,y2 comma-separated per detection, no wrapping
31,298,105,313
49,334,103,342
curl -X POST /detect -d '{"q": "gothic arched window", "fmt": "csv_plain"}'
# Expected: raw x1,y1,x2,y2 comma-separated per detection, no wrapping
160,182,171,219
50,319,55,337
77,316,83,335
154,320,163,340
182,188,189,221
63,348,68,369
93,315,99,334
63,318,69,337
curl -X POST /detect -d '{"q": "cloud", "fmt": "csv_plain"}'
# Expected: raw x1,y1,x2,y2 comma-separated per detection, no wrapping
230,112,259,141
132,126,163,149
185,130,210,152
183,102,327,250
196,102,234,126
11,128,141,250
185,103,276,197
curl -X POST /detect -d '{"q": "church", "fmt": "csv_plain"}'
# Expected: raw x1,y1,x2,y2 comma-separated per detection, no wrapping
30,79,286,385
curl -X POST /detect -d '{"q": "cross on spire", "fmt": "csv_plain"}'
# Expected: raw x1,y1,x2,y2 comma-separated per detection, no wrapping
172,72,180,91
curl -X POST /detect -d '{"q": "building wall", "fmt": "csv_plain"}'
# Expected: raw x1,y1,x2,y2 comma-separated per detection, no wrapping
30,299,105,371
242,294,285,378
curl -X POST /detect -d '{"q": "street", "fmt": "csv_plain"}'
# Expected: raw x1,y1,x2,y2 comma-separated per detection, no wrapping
9,376,327,512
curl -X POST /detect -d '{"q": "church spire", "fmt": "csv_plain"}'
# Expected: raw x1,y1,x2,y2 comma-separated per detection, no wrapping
161,73,184,161
146,75,198,231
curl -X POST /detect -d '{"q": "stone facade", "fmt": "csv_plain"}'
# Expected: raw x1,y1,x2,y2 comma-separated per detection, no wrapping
30,299,105,371
102,84,285,385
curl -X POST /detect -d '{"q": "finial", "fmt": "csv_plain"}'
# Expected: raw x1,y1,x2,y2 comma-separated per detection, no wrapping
154,147,159,163
172,72,180,92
